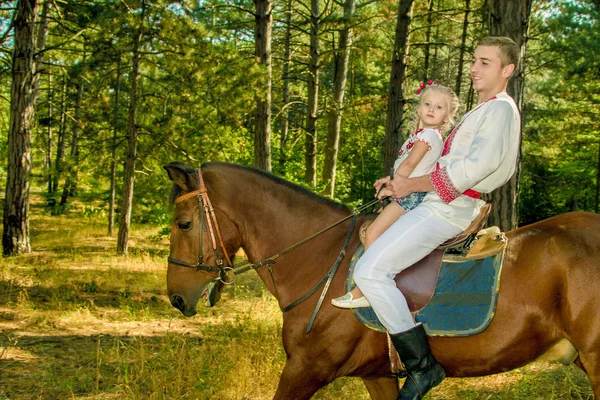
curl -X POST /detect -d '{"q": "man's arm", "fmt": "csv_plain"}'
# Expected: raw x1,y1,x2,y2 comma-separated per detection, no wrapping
383,175,434,199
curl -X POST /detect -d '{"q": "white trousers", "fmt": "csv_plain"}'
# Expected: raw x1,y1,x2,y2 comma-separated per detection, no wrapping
354,204,464,334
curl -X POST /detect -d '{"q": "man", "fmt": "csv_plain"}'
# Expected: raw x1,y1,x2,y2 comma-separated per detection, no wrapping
353,36,521,400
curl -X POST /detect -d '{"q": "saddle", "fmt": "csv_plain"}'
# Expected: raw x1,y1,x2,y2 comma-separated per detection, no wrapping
356,204,505,374
359,203,504,312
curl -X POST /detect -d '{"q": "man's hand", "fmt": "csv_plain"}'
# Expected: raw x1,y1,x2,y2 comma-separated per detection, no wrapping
383,175,435,199
382,175,413,199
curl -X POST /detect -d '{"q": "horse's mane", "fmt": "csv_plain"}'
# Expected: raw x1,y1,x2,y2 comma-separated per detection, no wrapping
169,162,350,213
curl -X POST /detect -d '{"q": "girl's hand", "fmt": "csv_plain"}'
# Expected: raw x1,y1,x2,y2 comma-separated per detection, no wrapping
377,187,392,199
373,176,391,195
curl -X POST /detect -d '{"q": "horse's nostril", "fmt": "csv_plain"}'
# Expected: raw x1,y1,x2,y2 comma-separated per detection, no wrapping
170,295,185,311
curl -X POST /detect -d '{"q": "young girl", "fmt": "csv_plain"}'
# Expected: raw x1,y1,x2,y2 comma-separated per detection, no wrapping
332,82,460,309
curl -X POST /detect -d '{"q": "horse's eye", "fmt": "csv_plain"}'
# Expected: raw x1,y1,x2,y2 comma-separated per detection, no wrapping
177,221,192,231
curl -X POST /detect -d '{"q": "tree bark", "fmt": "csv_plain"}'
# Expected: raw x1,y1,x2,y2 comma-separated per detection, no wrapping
485,0,532,230
108,56,122,237
322,0,355,197
53,73,67,198
594,143,600,214
38,1,52,194
304,0,320,187
45,73,53,194
254,0,272,171
454,0,470,97
117,1,146,255
422,0,434,82
3,0,42,256
279,0,293,170
60,63,84,207
383,0,414,174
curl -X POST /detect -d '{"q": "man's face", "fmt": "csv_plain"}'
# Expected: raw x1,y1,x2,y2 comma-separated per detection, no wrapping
470,45,513,93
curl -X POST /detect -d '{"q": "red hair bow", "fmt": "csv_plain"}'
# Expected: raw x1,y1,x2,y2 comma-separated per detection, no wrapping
416,80,439,95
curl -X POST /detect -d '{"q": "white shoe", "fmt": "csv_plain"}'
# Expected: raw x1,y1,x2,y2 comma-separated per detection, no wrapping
331,292,371,309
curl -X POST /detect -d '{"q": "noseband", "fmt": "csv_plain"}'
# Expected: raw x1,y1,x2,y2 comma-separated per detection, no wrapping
168,168,234,283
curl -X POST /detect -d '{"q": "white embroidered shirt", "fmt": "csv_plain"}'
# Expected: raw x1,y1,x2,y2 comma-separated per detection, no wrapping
423,92,521,229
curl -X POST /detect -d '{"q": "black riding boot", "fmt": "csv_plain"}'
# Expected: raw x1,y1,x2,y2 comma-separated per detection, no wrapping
390,324,445,400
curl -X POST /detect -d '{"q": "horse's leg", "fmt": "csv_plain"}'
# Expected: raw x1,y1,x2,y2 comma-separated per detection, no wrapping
273,359,329,400
362,376,399,399
575,351,600,398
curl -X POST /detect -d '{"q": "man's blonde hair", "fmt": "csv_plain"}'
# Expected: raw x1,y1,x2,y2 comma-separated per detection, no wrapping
477,36,520,68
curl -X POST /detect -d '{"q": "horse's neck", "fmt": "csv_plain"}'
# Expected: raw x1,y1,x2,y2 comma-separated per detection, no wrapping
214,169,351,303
243,208,352,307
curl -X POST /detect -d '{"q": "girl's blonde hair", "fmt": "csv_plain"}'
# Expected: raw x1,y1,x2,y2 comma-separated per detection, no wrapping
413,84,460,132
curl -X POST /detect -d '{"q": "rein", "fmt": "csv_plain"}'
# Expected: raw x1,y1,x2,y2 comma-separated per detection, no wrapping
169,167,383,333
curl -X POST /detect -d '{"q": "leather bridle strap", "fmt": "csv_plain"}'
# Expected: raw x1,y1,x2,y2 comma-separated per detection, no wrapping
168,168,233,278
195,169,234,268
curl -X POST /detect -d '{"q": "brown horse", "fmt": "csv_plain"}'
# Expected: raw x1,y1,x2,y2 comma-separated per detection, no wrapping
164,161,599,399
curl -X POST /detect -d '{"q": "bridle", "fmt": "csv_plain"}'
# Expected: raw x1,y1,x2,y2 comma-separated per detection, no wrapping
167,167,384,332
167,169,234,283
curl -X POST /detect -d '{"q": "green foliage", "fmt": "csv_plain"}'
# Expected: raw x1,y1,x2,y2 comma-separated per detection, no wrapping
520,0,600,224
0,0,597,238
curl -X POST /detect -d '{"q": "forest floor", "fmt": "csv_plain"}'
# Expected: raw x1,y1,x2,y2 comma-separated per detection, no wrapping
0,194,594,399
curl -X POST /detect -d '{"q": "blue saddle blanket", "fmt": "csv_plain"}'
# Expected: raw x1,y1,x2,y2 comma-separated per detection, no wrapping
347,246,504,337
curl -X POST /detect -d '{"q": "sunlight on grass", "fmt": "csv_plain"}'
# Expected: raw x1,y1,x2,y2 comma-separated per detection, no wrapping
0,195,594,399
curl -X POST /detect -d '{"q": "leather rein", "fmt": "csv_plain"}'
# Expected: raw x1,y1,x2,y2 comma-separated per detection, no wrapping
168,168,380,332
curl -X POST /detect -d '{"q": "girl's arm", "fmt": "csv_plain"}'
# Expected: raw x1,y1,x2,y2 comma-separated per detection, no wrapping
377,141,431,198
394,141,430,179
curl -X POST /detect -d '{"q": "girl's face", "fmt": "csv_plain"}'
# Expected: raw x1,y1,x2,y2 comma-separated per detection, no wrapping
417,90,450,129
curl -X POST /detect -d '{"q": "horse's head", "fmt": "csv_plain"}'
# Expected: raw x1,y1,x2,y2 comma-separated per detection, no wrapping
163,162,241,317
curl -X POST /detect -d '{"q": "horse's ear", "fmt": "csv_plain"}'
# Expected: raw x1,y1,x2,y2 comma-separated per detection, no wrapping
163,162,196,192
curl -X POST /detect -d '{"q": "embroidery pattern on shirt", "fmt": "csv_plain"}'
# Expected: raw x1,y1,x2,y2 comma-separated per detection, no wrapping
397,128,439,158
430,166,462,203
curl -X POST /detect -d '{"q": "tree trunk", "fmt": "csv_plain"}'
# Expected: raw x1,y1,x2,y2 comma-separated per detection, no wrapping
3,0,41,256
594,143,600,214
431,0,441,78
53,73,67,198
422,0,434,82
485,0,532,230
60,66,84,207
279,0,293,170
254,0,272,171
45,70,53,194
383,0,414,174
454,0,470,97
117,2,145,255
38,1,52,194
304,0,320,187
108,56,122,237
322,0,355,197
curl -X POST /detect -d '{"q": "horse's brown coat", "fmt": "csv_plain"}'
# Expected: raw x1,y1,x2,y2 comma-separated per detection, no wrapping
164,162,600,399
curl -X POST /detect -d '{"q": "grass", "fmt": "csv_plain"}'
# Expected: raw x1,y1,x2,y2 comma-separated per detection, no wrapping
0,195,594,399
